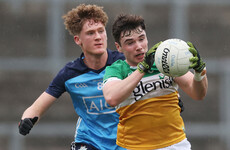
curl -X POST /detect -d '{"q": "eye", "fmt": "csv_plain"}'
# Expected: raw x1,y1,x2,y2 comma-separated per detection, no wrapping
98,29,104,33
127,41,134,45
139,36,145,42
87,31,94,35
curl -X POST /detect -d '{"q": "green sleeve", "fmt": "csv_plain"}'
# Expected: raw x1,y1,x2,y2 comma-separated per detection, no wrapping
103,60,124,82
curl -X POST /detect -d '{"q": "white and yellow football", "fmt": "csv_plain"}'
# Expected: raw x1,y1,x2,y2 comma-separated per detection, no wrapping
155,38,193,77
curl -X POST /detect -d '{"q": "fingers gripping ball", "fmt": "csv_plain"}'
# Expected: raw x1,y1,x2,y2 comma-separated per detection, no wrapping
187,41,206,73
137,42,162,73
18,117,38,136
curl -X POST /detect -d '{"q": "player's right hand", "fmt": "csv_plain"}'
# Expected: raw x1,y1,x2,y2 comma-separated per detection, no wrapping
18,117,38,136
137,41,162,73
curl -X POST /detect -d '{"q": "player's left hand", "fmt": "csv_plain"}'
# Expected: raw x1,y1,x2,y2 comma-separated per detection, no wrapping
187,41,206,73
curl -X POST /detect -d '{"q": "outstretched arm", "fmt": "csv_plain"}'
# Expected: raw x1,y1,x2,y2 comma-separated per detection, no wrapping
19,92,57,135
21,92,56,119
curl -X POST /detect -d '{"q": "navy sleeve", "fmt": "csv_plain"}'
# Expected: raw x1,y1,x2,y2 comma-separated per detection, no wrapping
45,58,85,98
45,67,67,98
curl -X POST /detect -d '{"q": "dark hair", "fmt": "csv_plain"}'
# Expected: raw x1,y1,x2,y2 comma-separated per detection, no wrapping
62,4,108,36
112,14,146,45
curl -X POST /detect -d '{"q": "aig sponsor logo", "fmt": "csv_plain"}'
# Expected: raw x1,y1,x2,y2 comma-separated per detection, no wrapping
75,83,88,88
83,95,116,115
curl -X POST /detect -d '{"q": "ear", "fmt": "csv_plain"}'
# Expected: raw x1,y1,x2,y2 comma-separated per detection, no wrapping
115,42,123,53
74,35,81,45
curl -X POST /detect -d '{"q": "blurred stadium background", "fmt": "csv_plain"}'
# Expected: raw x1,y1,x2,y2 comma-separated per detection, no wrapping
1,0,230,149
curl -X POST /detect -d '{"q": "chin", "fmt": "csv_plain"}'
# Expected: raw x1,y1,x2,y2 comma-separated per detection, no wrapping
95,49,107,55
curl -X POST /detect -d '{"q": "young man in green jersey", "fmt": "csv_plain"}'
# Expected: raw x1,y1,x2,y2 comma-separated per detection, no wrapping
102,14,208,150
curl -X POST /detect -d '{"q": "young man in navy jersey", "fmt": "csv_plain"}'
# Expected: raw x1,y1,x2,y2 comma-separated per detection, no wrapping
18,4,125,150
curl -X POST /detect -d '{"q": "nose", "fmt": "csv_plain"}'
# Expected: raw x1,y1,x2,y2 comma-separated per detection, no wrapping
136,41,142,51
95,31,101,40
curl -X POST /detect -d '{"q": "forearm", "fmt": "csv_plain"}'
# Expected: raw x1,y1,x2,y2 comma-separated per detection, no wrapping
175,71,208,100
22,92,56,120
22,106,41,120
192,73,208,100
103,70,144,107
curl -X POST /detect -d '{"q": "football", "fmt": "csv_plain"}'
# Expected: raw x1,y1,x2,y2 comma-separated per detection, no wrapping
155,38,193,77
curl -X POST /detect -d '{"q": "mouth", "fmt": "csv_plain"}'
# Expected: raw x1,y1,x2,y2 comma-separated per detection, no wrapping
95,43,103,46
135,53,145,61
136,53,144,57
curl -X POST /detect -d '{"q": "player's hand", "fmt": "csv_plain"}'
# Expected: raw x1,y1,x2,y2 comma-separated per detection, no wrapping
137,41,162,73
18,117,38,136
187,41,206,73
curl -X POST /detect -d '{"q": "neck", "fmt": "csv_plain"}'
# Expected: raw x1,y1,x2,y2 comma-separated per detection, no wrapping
83,52,108,70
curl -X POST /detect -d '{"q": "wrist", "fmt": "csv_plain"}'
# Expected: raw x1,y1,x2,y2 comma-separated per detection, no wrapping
137,68,145,75
137,64,145,73
137,62,148,73
194,67,206,81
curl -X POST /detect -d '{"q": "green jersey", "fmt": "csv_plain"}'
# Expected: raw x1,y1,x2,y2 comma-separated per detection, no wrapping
103,59,185,150
103,59,178,108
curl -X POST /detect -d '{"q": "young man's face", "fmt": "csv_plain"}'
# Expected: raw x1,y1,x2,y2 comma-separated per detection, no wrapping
74,19,107,56
116,27,148,66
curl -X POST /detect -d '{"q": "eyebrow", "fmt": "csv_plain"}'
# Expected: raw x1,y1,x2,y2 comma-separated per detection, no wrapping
85,26,105,33
123,33,146,44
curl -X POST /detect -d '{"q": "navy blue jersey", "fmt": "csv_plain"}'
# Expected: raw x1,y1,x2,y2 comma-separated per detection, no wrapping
45,49,125,150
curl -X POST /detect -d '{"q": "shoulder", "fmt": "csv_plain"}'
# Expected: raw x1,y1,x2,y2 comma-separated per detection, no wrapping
107,49,125,65
56,58,87,80
66,58,85,71
105,60,123,75
104,60,130,81
104,59,124,73
108,59,126,68
108,49,124,57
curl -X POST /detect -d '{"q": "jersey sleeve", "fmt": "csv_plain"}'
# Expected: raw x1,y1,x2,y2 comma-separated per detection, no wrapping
45,68,67,98
103,60,124,83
